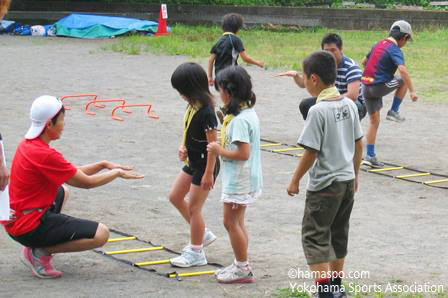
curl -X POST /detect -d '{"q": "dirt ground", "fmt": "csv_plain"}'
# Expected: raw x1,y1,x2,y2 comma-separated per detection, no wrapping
0,36,447,298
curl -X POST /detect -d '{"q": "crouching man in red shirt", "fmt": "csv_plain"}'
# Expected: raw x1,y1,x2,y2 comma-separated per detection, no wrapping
4,95,144,279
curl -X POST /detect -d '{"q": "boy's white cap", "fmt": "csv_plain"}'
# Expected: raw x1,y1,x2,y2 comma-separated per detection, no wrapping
390,20,413,39
25,95,63,140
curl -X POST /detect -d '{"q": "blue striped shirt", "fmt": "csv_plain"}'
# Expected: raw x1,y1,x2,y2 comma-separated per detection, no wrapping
336,55,363,97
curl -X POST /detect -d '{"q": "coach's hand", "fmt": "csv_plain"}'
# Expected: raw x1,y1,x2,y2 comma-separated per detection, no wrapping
276,71,298,78
118,169,144,179
105,161,133,171
287,180,300,196
410,91,418,102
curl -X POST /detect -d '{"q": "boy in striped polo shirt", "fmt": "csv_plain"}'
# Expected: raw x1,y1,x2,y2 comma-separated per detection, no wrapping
278,33,366,121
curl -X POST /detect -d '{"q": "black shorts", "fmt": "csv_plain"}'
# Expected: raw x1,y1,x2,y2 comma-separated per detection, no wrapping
362,77,404,114
11,186,99,248
183,159,220,186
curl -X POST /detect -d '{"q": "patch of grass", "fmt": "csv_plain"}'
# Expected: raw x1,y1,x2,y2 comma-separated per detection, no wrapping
104,24,448,102
274,287,310,298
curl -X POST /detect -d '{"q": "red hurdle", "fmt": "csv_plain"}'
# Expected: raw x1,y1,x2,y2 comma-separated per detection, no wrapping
85,98,132,116
112,104,160,121
60,94,102,110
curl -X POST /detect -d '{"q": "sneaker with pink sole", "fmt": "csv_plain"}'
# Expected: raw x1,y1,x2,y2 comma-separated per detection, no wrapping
215,262,255,284
21,247,63,279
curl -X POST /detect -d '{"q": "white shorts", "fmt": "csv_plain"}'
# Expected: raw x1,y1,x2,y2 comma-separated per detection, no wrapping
221,189,262,205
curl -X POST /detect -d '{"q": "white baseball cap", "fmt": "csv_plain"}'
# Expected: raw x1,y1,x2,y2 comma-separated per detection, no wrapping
25,95,63,140
390,20,413,40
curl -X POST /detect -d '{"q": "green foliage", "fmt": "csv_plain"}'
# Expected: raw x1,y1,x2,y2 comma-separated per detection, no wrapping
274,287,310,298
36,0,433,8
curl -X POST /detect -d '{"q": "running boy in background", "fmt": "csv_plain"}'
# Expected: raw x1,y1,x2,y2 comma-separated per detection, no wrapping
207,66,262,284
208,13,264,86
361,20,418,168
168,62,220,268
4,95,144,279
287,51,363,297
278,33,366,121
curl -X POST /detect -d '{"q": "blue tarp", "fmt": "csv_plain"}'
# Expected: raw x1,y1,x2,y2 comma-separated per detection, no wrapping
55,14,160,39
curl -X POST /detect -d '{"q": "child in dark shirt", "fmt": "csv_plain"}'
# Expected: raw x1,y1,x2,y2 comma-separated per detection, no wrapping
208,13,264,86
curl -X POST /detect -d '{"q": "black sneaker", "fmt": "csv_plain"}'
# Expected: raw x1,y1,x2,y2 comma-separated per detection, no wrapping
362,155,384,168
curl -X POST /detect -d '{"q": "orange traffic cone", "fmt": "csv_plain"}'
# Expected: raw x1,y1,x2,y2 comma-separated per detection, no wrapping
156,4,169,36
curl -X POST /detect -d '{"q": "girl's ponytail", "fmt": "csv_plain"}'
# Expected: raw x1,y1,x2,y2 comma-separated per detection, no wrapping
215,66,255,116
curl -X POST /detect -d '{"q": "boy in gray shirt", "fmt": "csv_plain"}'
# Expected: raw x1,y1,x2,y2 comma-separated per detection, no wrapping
287,51,363,298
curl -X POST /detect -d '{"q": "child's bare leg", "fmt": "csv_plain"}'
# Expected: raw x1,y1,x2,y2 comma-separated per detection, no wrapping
223,203,247,262
238,206,249,246
329,257,345,276
366,111,380,146
309,262,330,276
394,83,408,99
168,171,192,223
188,185,210,246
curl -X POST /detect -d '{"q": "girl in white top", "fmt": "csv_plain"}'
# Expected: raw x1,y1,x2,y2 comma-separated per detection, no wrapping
207,66,262,283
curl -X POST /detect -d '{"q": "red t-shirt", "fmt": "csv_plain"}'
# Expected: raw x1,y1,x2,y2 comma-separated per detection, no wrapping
5,138,77,236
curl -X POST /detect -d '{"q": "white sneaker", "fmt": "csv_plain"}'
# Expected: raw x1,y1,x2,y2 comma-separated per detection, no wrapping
170,246,207,268
215,263,235,276
203,228,217,247
215,262,255,284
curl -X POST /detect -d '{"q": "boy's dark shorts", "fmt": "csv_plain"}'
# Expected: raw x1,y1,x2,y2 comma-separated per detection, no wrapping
302,179,355,265
183,159,220,186
11,186,99,248
363,77,404,115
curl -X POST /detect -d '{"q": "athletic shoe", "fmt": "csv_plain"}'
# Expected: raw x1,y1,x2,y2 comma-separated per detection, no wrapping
386,110,406,122
362,155,384,168
170,246,207,268
20,247,62,279
215,262,256,284
203,228,217,247
215,262,235,276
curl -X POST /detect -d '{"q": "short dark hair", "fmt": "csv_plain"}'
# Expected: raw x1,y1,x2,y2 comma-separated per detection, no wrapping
321,33,343,50
302,51,337,86
215,66,256,116
389,26,410,41
171,62,213,107
222,13,243,34
51,105,65,125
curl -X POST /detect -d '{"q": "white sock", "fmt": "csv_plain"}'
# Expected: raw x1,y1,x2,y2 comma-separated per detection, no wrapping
190,244,203,252
235,259,249,269
32,248,50,258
